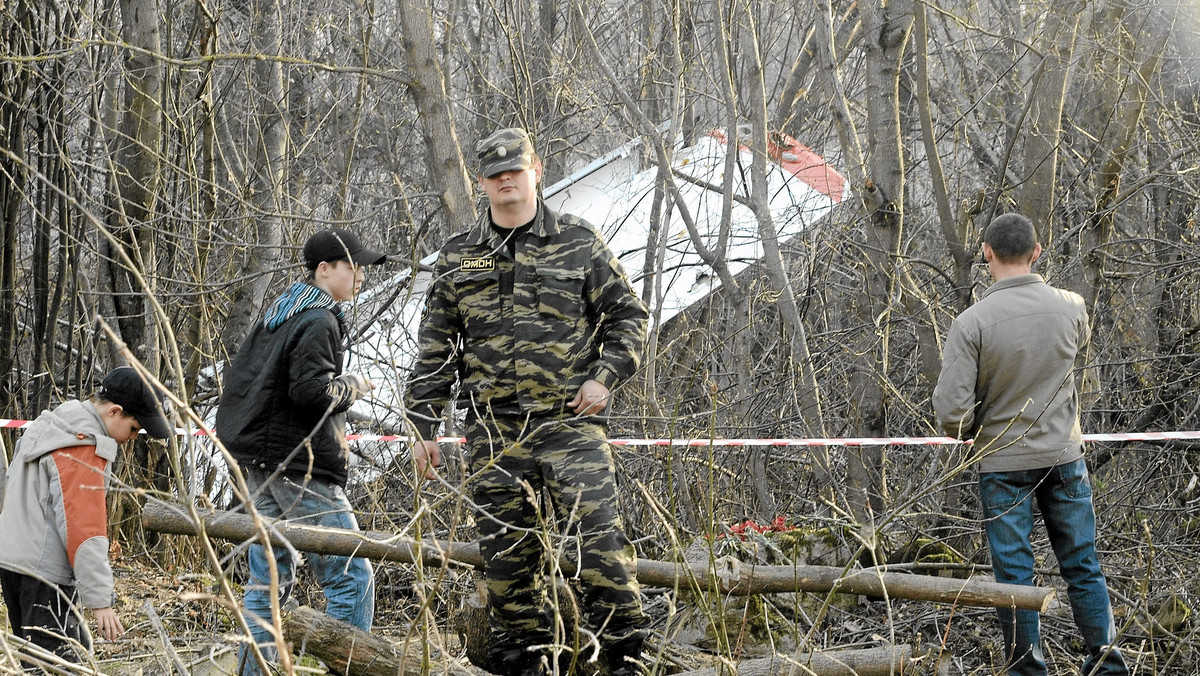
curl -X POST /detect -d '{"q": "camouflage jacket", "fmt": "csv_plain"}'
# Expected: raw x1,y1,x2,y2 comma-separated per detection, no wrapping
405,202,648,440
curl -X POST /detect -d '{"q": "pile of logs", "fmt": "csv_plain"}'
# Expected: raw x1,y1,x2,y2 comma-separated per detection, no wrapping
143,499,1049,676
283,607,933,676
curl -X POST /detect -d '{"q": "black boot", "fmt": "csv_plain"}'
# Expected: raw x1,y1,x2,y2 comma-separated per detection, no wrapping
603,635,645,676
492,644,549,676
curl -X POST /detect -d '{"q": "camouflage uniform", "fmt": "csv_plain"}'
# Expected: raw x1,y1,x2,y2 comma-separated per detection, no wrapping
405,198,650,670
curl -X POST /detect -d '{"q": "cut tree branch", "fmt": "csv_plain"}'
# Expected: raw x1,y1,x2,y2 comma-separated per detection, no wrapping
284,605,920,676
143,500,1053,611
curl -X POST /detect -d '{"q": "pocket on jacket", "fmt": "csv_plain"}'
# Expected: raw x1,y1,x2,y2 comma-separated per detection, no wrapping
455,267,502,332
536,267,586,320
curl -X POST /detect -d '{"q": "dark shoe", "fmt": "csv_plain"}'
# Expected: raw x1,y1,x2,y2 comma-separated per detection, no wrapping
492,645,549,676
603,635,645,676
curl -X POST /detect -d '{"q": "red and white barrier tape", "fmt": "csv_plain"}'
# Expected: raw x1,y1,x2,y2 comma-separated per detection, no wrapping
3,418,1200,446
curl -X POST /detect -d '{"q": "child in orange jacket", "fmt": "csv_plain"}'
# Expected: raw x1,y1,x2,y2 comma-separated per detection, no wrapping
0,367,172,665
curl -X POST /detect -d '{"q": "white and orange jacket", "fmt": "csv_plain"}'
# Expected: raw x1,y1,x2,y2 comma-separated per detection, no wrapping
0,400,117,609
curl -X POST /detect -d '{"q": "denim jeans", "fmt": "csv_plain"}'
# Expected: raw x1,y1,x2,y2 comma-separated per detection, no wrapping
235,468,374,676
979,457,1127,676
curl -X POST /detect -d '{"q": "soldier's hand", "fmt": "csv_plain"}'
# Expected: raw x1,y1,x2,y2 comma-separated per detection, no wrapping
412,439,441,480
569,379,610,416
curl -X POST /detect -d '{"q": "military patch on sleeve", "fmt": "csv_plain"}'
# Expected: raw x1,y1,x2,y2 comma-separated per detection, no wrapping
460,256,496,272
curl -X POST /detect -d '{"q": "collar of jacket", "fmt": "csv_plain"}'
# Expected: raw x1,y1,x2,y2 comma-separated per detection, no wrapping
262,282,347,332
980,273,1045,300
20,400,118,464
466,199,561,249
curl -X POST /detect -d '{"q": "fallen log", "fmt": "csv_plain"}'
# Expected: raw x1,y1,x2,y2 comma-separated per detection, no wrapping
142,499,1052,611
284,605,484,676
285,605,917,676
679,645,913,676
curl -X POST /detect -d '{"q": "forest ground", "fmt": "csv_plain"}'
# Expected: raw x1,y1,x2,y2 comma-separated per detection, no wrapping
5,536,1186,676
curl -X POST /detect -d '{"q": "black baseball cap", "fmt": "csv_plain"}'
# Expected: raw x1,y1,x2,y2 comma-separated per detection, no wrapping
100,366,174,439
303,227,388,270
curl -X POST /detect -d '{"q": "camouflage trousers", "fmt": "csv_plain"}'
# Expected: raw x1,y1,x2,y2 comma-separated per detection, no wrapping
465,411,647,654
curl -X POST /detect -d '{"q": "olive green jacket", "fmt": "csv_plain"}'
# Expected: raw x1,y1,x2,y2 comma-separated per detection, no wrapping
932,274,1088,472
405,203,648,440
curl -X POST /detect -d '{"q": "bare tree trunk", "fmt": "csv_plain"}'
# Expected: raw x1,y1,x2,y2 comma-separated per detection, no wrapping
772,9,861,135
808,0,869,512
1015,2,1081,247
680,645,916,676
98,0,174,559
31,4,81,413
0,1,33,418
180,3,221,399
772,23,816,135
707,3,768,522
397,0,477,240
217,0,287,353
106,0,164,367
914,1,969,300
329,9,371,224
527,0,561,175
742,9,824,440
284,606,482,676
287,604,918,676
634,8,699,523
726,1,824,518
1077,52,1162,306
840,0,913,527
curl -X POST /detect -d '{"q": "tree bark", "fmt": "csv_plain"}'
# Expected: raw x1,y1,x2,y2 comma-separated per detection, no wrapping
143,501,1054,611
833,0,914,526
680,645,916,676
397,0,477,242
217,0,286,354
103,0,173,553
740,3,825,442
1076,49,1163,306
913,1,969,298
285,604,916,676
1015,2,1082,246
0,0,33,418
284,606,483,676
525,0,560,176
107,0,165,366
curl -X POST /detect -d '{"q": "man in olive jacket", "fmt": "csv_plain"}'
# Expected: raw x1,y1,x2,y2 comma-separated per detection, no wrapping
405,128,649,676
933,213,1128,676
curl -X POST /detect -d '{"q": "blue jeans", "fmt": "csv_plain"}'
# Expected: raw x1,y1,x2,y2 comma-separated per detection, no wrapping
979,458,1127,676
236,468,374,676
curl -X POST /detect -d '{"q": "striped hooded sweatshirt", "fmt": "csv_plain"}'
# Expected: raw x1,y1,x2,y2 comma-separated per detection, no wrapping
0,400,118,609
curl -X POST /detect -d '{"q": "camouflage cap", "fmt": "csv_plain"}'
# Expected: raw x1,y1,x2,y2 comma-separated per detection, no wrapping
477,127,535,178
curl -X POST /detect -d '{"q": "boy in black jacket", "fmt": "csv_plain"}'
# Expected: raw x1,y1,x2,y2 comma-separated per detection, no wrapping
217,227,385,675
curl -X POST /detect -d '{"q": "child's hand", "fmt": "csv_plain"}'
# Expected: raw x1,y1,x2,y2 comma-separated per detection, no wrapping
91,607,124,641
337,372,375,400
